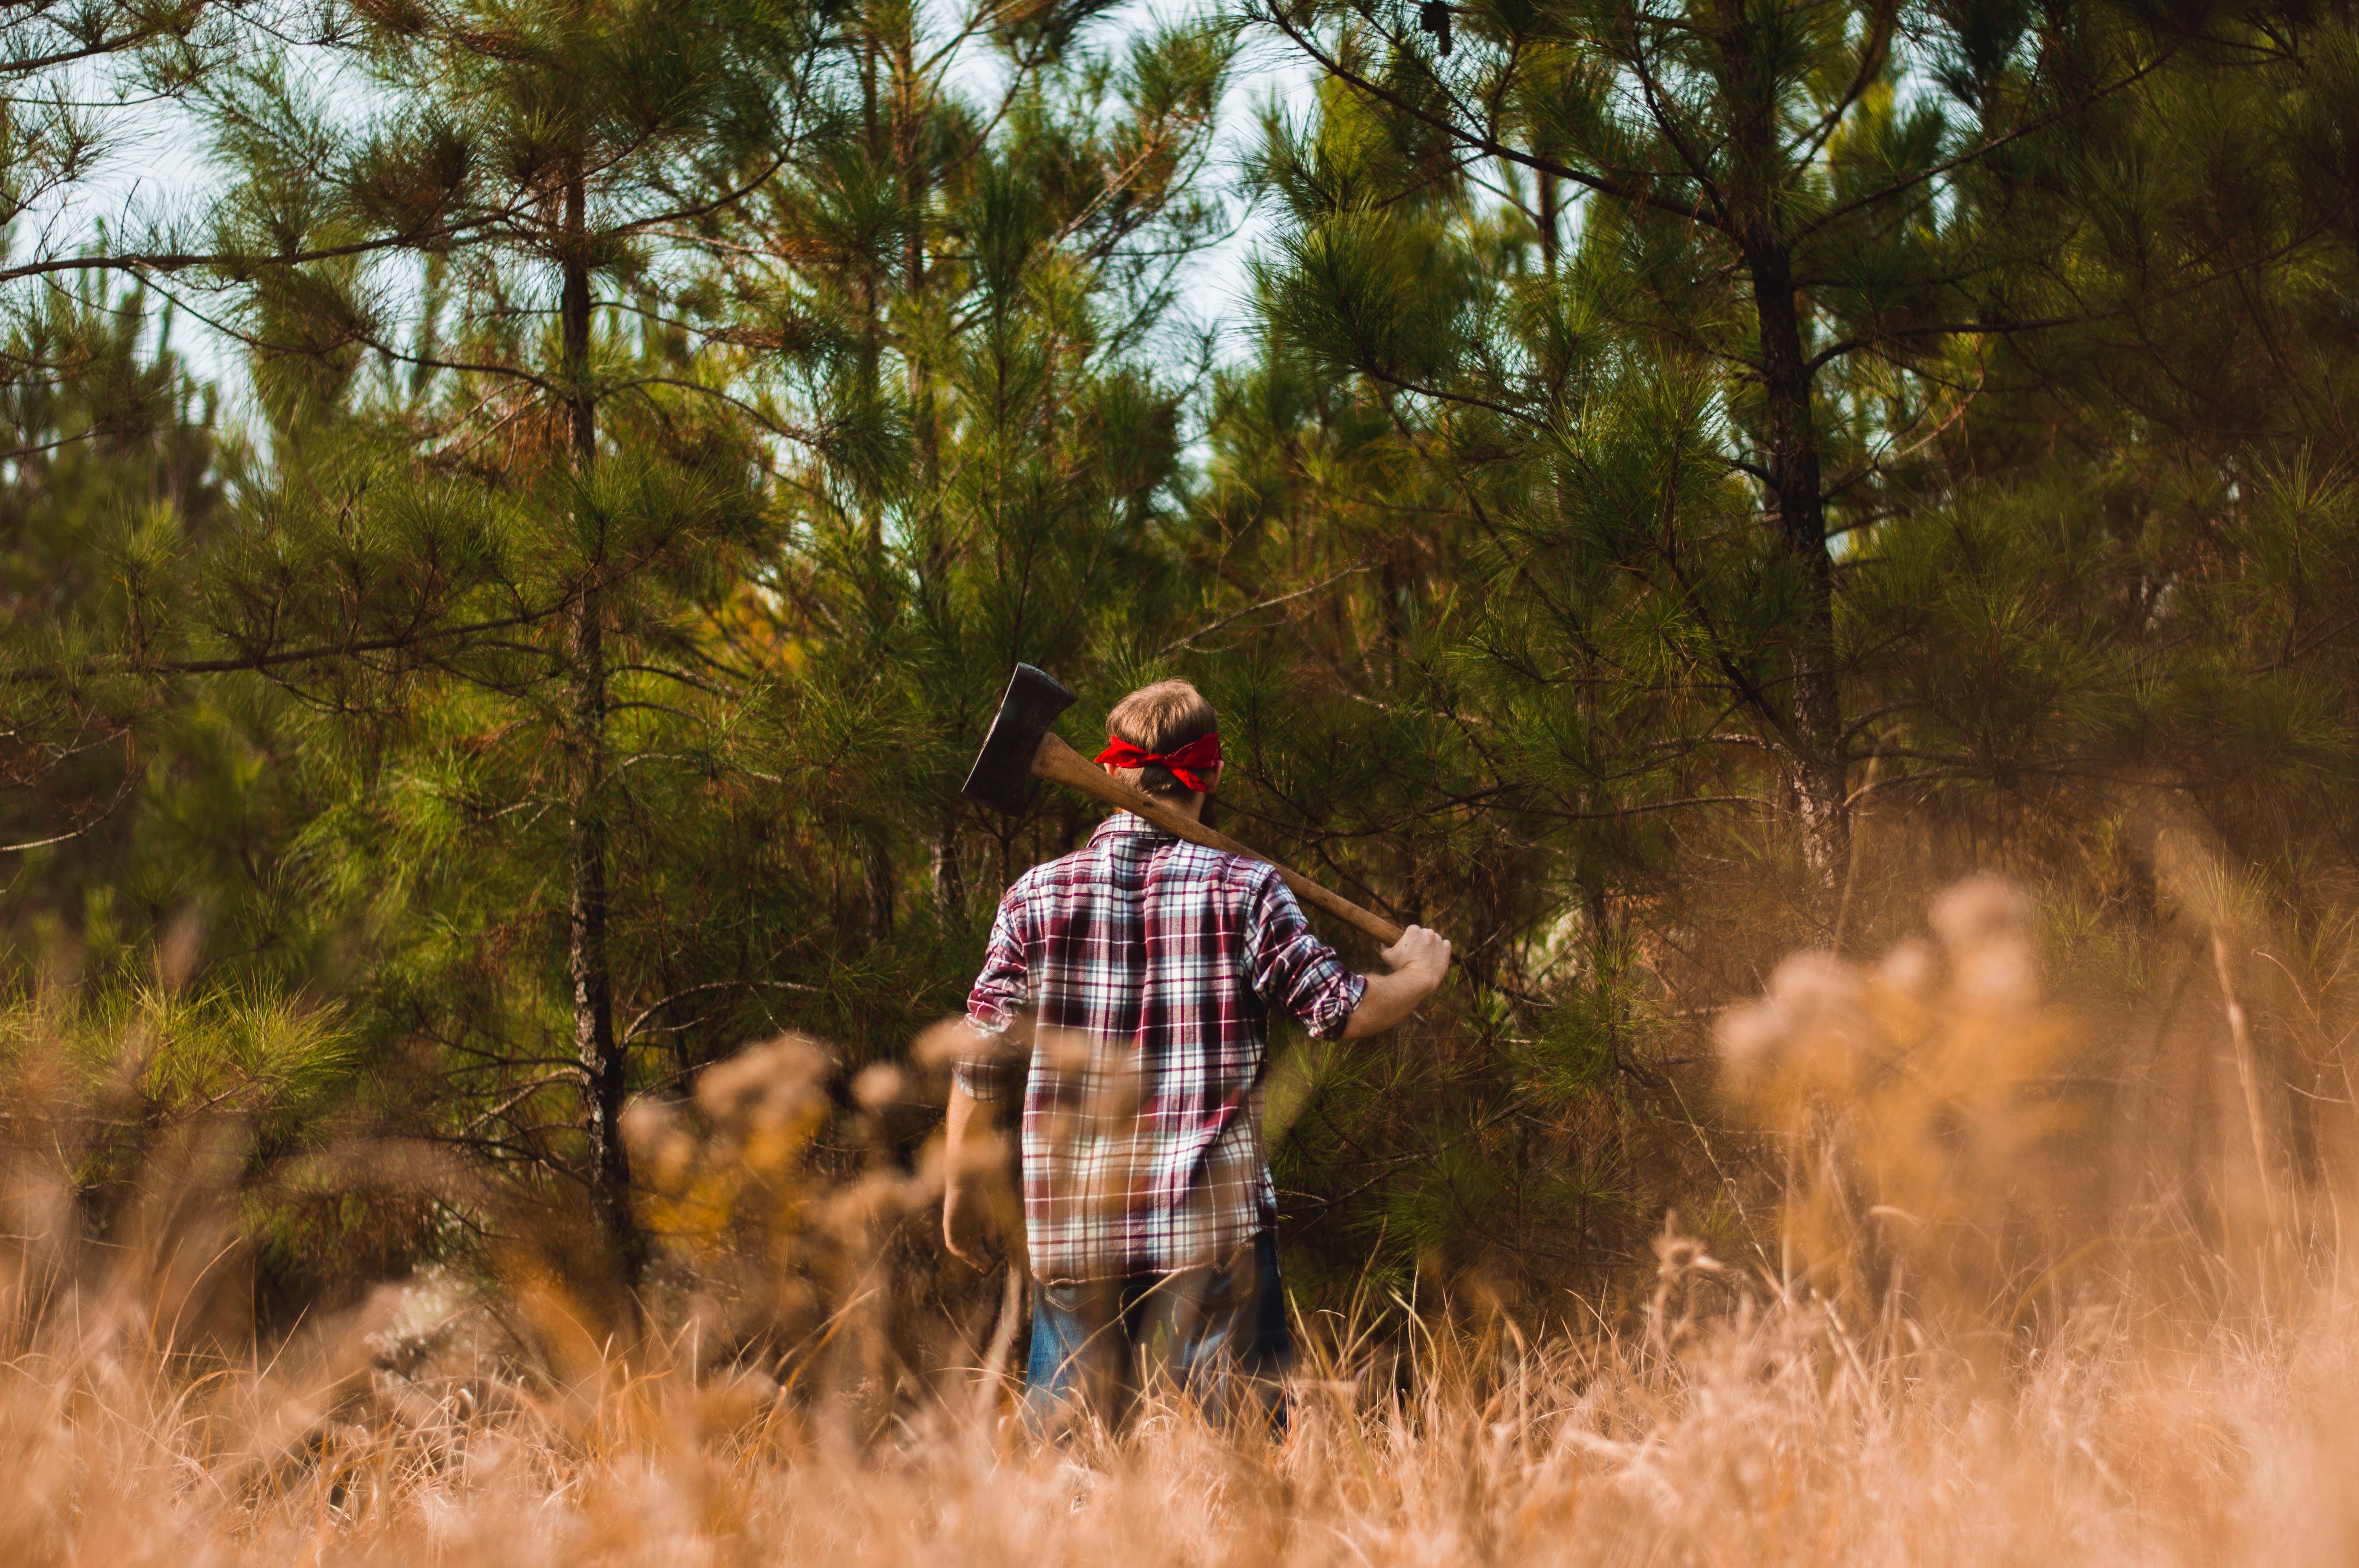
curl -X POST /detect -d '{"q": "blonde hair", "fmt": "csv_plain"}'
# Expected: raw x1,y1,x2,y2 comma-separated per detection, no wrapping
1105,679,1218,797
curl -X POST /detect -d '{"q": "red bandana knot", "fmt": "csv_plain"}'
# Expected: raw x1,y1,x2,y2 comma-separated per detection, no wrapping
1093,732,1222,794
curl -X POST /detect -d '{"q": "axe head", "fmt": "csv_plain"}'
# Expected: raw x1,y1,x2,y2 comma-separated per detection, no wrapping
962,663,1078,815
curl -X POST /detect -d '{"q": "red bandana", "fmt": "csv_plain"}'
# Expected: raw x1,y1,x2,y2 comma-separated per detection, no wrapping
1094,732,1223,794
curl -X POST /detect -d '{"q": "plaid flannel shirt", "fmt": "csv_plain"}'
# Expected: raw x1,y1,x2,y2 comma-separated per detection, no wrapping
957,813,1367,1284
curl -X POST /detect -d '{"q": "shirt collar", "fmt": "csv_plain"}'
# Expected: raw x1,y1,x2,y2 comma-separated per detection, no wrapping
1090,810,1172,843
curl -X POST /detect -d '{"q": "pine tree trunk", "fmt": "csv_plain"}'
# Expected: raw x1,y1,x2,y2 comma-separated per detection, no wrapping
561,170,641,1283
901,39,940,556
929,812,963,913
896,33,959,920
1747,240,1850,895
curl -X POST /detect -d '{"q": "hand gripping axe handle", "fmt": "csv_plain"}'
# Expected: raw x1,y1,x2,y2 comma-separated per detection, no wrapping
961,664,1406,946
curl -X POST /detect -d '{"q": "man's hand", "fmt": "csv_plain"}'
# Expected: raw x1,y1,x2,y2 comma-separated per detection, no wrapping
1341,923,1453,1040
943,1178,994,1269
1381,925,1452,983
941,1081,1002,1269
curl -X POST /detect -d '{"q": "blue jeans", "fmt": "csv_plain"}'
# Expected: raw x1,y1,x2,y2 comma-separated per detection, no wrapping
1024,1231,1292,1434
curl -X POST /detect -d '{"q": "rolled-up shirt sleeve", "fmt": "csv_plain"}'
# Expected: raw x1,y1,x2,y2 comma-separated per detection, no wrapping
1244,873,1367,1040
955,891,1030,1103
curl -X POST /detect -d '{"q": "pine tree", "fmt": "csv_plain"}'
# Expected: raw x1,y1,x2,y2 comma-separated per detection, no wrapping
1242,0,2199,904
0,2,338,808
0,287,225,906
191,0,834,1280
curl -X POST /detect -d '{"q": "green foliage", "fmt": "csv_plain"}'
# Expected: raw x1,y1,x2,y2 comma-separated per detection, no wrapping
12,0,2359,1323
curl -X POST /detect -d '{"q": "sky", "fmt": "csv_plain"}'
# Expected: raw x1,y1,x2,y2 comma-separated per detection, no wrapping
45,2,1311,430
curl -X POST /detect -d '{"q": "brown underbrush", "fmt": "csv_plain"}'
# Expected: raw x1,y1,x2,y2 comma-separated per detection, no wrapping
7,878,2359,1566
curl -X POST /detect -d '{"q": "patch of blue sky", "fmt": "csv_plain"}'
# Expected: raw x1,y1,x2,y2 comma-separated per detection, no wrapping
19,0,1303,453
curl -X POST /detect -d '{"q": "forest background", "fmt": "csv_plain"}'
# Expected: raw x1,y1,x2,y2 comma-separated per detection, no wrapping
4,0,2359,1351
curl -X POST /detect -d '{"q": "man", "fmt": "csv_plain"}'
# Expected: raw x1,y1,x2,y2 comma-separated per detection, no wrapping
942,677,1451,1430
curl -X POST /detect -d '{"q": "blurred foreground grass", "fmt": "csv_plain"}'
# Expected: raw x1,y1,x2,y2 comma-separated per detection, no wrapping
6,880,2358,1566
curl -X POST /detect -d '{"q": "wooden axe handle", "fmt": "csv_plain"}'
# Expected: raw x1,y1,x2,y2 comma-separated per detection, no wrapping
1032,731,1407,946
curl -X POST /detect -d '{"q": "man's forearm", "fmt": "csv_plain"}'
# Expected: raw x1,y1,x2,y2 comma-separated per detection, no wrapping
942,1082,999,1267
1341,967,1432,1039
945,1081,990,1178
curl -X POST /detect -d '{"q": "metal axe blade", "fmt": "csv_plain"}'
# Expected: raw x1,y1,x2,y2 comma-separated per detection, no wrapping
961,663,1078,815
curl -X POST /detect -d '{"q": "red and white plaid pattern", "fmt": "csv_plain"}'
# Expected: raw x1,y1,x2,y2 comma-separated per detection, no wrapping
958,813,1366,1283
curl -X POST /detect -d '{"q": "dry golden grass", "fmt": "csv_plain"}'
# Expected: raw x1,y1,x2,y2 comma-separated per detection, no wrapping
9,878,2359,1566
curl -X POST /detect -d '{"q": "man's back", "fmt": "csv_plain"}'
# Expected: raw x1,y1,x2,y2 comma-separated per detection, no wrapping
960,812,1364,1284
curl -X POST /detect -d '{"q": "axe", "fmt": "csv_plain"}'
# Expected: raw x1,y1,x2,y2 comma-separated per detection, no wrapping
961,664,1405,945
